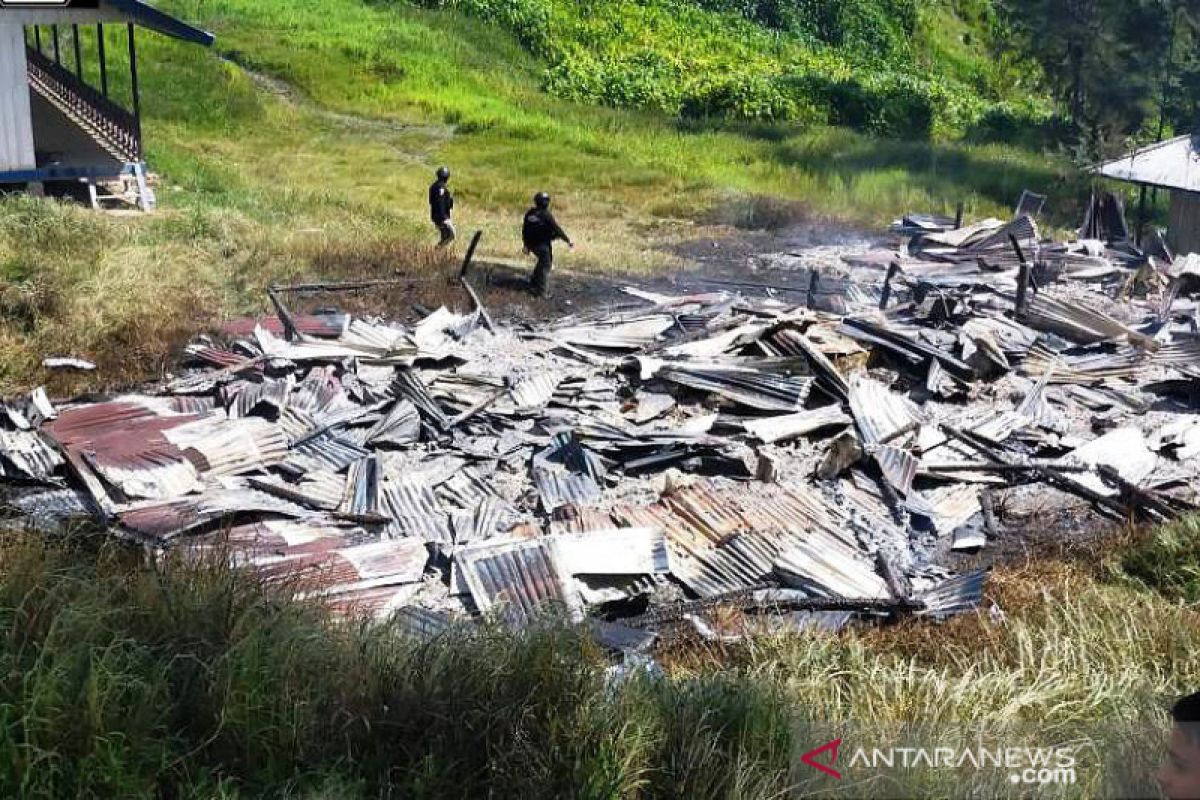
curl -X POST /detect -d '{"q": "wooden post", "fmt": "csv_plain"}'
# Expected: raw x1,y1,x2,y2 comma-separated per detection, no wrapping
267,287,300,342
879,262,900,310
51,25,60,65
458,230,483,279
33,26,42,54
71,24,83,81
1010,234,1030,316
806,270,819,308
954,201,964,230
97,24,108,98
127,24,142,159
1135,185,1148,247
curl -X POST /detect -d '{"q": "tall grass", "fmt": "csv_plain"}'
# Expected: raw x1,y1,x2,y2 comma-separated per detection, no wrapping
0,528,1194,798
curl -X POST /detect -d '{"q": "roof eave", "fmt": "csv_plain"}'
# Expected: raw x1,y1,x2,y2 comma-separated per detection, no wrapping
104,0,214,46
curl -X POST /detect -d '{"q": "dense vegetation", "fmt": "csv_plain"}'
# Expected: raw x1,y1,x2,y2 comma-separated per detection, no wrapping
409,0,1048,138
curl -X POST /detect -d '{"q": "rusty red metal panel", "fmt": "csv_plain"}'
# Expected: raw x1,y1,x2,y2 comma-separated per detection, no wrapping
221,314,349,339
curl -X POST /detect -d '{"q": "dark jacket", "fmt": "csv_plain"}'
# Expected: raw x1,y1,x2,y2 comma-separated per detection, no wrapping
522,207,570,250
429,180,454,223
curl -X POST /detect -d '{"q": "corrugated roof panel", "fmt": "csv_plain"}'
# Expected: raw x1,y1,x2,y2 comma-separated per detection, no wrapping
743,406,851,444
338,456,384,522
917,569,986,619
848,373,924,446
507,372,564,412
1095,134,1200,193
255,538,428,595
221,314,350,339
554,314,676,350
457,538,583,628
774,536,891,600
549,528,670,575
380,478,452,543
531,466,601,511
364,399,420,446
658,366,813,412
0,430,63,482
393,369,451,430
438,467,500,510
166,417,288,477
283,432,370,474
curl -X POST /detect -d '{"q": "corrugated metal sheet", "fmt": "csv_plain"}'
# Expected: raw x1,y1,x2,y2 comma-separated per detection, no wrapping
914,484,981,534
438,467,500,510
848,374,924,446
658,365,813,412
457,538,583,628
0,430,63,482
874,445,917,495
393,368,450,431
282,431,370,474
364,399,420,446
917,569,986,619
380,477,452,543
1095,134,1200,193
1020,342,1147,383
549,528,669,575
224,377,292,418
255,538,429,596
118,483,313,543
554,314,676,350
531,467,600,511
507,372,564,412
166,417,288,477
338,456,384,522
1022,293,1147,347
221,314,349,339
774,536,891,600
548,504,617,536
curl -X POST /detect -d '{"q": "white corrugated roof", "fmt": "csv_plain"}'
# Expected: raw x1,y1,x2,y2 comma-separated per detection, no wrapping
1095,134,1200,193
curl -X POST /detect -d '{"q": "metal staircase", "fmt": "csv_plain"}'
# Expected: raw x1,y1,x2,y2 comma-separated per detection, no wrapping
25,47,141,164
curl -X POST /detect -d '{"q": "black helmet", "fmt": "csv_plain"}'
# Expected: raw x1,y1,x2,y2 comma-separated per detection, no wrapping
436,166,450,181
534,191,551,209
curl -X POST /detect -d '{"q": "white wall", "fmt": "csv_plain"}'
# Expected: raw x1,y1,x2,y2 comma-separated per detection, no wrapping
0,24,36,173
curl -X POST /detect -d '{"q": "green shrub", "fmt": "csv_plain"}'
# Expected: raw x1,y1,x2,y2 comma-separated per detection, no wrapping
409,0,1034,138
1115,515,1200,605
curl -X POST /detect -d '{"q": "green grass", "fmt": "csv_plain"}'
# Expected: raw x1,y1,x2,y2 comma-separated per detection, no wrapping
0,0,1082,394
0,524,1195,798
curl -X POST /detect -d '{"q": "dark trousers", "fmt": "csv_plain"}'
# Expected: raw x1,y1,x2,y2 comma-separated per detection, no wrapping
434,219,456,247
530,245,553,296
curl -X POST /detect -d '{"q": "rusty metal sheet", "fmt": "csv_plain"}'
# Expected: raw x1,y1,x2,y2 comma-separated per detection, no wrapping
221,313,350,339
457,538,582,628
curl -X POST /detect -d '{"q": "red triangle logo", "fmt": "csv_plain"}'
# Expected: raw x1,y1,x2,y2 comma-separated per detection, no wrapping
800,738,843,779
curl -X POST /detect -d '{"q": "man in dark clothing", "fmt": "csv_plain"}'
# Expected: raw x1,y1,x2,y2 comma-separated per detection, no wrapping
522,192,573,297
429,166,455,247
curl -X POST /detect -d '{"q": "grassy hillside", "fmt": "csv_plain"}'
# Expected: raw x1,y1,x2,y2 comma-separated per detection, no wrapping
0,521,1196,798
0,0,1076,393
409,0,1049,138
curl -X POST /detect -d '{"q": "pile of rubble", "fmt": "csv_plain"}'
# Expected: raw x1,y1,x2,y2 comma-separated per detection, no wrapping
2,198,1198,645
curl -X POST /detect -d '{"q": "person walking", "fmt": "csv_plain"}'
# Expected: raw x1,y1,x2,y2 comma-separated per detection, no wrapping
522,192,573,297
429,166,455,247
